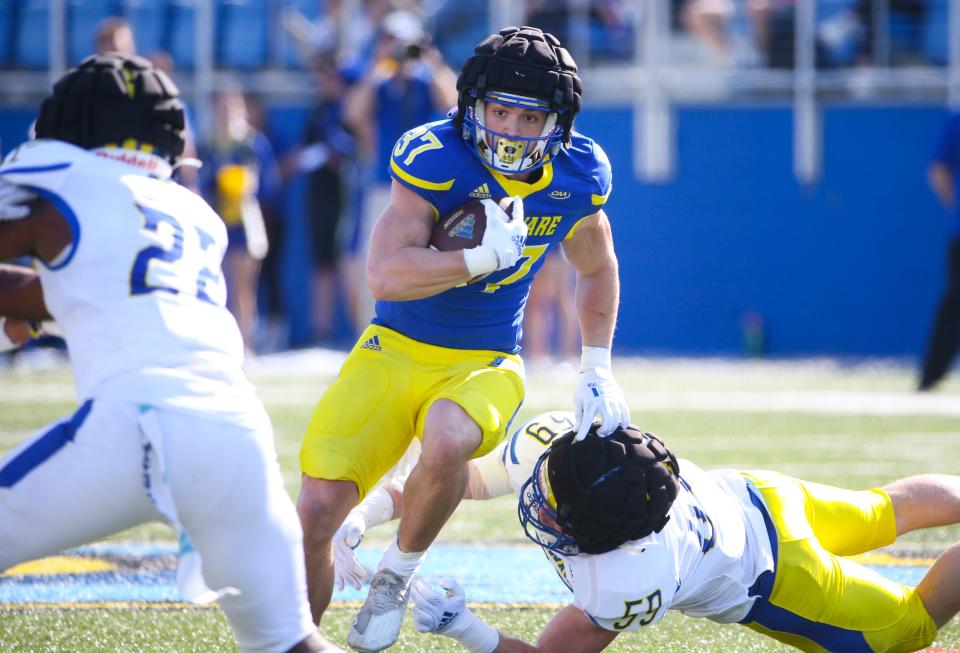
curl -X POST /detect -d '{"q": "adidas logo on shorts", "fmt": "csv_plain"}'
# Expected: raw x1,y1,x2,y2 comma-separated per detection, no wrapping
469,183,492,199
360,335,382,351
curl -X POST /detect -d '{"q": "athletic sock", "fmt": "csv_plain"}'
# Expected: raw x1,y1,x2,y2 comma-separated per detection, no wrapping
377,536,425,579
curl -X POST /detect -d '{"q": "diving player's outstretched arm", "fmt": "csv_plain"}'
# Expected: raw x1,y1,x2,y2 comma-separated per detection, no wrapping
413,579,618,653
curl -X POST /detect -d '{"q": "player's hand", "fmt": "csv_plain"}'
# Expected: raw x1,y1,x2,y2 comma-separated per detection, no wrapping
412,577,466,634
480,195,527,271
0,178,35,221
574,366,630,440
412,577,500,650
0,318,33,352
332,512,372,591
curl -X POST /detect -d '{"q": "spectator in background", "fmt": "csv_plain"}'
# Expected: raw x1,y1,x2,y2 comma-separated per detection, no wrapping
94,16,136,55
919,109,960,391
247,94,290,353
523,250,580,370
199,88,281,355
282,55,359,344
343,9,457,328
680,0,735,62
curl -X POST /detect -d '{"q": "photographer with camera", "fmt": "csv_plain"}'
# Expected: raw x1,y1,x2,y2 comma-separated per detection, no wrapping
342,10,458,328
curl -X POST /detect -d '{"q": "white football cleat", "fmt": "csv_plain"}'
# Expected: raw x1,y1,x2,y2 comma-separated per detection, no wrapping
347,569,412,652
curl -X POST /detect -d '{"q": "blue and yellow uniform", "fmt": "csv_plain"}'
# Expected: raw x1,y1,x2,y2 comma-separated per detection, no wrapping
741,472,938,653
301,118,612,496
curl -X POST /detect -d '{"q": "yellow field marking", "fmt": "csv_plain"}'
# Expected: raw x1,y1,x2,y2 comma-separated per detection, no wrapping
2,556,116,577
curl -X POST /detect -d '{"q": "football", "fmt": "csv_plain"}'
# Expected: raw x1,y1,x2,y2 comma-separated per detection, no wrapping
429,196,514,252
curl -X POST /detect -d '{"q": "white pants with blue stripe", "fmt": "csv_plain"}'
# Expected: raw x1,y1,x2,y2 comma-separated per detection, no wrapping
0,397,315,653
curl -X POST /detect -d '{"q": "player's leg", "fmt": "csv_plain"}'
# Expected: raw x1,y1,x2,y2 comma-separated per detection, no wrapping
396,400,481,552
882,474,960,535
298,477,359,624
741,472,938,652
883,474,960,628
158,407,336,653
298,324,418,625
349,349,524,652
0,399,161,570
919,238,960,390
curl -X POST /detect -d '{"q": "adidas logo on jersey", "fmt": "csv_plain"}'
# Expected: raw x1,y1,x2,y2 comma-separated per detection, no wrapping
360,335,382,351
469,183,492,199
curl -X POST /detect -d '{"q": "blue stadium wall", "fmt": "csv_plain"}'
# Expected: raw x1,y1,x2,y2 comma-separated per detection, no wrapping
1,104,949,358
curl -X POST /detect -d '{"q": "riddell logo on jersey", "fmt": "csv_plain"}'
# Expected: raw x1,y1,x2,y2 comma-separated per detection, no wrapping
469,184,492,199
549,190,571,199
360,335,382,351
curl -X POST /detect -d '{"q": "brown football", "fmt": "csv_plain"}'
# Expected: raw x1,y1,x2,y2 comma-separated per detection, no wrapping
429,197,513,252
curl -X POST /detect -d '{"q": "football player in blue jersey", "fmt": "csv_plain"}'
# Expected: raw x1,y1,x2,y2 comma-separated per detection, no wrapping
297,27,631,651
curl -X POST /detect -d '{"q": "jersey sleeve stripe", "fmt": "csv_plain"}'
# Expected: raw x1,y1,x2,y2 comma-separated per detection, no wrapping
34,188,82,271
591,188,611,205
389,158,455,191
564,215,591,240
0,162,73,176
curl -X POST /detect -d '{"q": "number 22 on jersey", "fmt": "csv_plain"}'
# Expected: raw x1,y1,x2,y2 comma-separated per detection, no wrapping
129,204,225,307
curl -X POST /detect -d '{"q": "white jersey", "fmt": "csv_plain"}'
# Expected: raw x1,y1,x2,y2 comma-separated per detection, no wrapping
492,412,775,629
0,140,254,416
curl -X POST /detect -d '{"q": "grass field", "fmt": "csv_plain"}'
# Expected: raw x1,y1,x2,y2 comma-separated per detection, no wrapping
2,353,960,652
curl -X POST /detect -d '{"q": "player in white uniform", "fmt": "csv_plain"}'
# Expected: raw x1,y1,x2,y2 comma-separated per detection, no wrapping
336,411,960,653
0,53,341,653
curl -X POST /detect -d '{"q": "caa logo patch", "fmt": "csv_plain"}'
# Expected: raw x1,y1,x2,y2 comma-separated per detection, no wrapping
549,190,571,199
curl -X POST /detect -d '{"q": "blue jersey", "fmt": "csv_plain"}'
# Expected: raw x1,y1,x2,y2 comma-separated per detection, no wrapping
375,118,612,353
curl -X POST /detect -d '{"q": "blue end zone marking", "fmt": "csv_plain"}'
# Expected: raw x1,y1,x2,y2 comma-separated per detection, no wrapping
0,543,928,607
0,400,93,488
33,187,81,271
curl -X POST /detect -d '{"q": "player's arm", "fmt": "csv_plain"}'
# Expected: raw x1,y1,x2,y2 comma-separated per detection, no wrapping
928,162,955,211
0,263,49,320
562,209,619,349
493,605,618,653
413,580,618,653
563,209,630,439
366,181,477,300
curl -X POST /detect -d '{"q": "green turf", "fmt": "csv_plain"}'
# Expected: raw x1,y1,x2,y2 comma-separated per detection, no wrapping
2,606,959,653
2,359,959,651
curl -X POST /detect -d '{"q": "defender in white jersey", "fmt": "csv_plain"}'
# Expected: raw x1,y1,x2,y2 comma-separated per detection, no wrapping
337,411,960,653
0,54,341,653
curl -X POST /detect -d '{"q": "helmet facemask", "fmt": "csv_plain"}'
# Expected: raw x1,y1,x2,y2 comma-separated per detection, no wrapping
464,94,563,174
518,451,580,556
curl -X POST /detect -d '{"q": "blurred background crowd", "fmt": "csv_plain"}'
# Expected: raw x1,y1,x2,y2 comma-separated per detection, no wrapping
1,0,959,388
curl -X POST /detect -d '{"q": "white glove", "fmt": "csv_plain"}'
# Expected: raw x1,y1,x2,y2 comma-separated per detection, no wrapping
463,196,527,278
332,511,371,591
574,346,631,440
0,178,35,221
412,577,499,653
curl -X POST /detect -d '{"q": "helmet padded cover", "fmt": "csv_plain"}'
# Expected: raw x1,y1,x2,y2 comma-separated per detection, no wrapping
456,26,582,144
35,53,185,163
547,426,680,555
